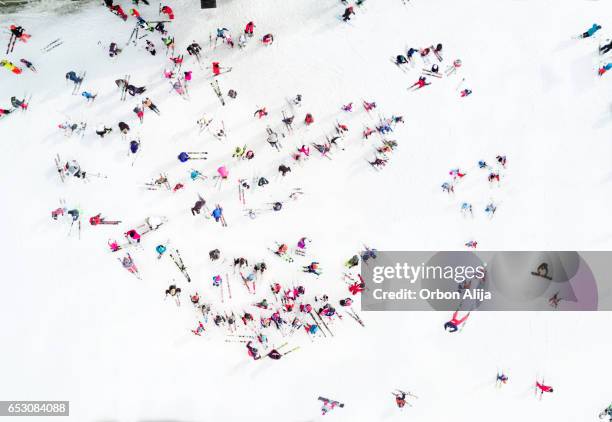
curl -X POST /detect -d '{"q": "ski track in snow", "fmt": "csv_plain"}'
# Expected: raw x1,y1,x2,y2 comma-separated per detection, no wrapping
1,0,611,421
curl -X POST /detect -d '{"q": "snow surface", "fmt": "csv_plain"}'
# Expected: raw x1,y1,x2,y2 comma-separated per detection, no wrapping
1,0,611,421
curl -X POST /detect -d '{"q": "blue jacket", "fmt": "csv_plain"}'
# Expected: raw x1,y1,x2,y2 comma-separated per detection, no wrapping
178,152,189,162
587,24,602,37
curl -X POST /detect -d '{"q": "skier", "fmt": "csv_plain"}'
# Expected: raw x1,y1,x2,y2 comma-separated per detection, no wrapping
460,89,472,97
145,40,156,55
600,404,612,421
142,97,160,114
303,262,321,276
191,196,206,215
65,71,83,86
346,254,359,268
118,121,130,135
244,21,255,36
409,76,431,90
275,243,289,256
600,39,612,55
363,101,376,112
10,96,27,110
267,348,282,360
65,160,86,178
342,6,355,21
496,372,509,386
599,63,612,76
278,164,291,176
393,391,407,408
580,23,601,39
395,54,408,65
120,253,138,277
165,284,181,300
297,236,310,251
19,58,36,72
89,214,104,225
133,104,144,123
82,91,97,102
125,229,141,243
320,398,341,416
369,157,388,168
407,47,418,60
461,202,473,215
535,380,554,398
186,41,201,57
10,25,30,42
496,155,507,167
254,107,268,118
109,42,121,57
465,240,478,248
160,5,174,20
342,102,353,112
0,107,13,117
127,85,146,96
485,202,497,217
297,144,310,157
246,341,261,360
304,113,314,125
262,33,274,46
292,94,302,107
444,310,470,333
95,125,112,138
211,205,223,222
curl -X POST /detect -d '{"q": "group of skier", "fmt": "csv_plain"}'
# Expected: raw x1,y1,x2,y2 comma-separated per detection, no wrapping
25,0,612,418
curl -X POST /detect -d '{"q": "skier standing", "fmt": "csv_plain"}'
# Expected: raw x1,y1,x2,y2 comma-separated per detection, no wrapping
342,6,355,21
444,311,470,333
580,23,601,38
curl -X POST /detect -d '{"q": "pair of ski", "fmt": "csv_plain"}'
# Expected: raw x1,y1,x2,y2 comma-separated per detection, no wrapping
170,249,192,282
41,38,63,53
270,343,300,358
120,74,130,101
310,311,334,337
238,179,246,205
54,153,66,183
422,69,442,78
318,397,344,408
71,71,86,95
209,67,233,79
210,79,225,106
268,247,294,263
344,308,365,327
68,218,82,240
390,57,410,74
6,34,15,54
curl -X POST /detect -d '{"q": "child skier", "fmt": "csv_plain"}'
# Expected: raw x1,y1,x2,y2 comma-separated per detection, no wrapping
409,76,431,90
535,380,554,399
342,6,355,21
580,23,601,39
303,262,321,276
444,311,470,333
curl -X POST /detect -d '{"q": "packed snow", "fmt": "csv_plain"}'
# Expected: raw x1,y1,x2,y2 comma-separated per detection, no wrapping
1,0,611,421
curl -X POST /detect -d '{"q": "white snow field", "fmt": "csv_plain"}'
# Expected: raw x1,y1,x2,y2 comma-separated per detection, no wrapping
1,0,612,421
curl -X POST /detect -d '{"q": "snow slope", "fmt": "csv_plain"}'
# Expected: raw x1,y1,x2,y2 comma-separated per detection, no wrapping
0,0,611,421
